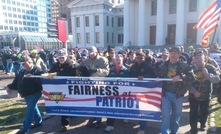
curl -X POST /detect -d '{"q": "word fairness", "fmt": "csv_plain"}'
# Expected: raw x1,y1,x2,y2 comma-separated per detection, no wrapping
68,85,141,109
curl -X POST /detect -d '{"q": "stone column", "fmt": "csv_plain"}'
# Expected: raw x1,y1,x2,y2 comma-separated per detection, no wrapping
123,0,130,47
156,0,164,46
175,0,185,45
138,0,146,46
72,15,77,47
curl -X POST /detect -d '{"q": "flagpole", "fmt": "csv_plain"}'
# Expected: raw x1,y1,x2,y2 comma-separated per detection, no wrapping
211,14,221,45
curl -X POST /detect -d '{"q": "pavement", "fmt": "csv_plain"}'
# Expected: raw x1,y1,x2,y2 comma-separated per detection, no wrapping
0,71,216,134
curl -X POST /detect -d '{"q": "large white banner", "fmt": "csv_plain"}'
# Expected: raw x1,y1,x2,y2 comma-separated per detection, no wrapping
41,77,162,121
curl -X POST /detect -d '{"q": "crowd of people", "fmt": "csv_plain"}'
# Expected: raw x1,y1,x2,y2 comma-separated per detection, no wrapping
2,42,221,134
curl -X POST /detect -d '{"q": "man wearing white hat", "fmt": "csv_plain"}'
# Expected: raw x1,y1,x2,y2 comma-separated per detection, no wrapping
81,46,109,128
47,48,77,131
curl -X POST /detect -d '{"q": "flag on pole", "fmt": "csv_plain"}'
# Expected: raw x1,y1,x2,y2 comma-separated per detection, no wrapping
194,0,221,47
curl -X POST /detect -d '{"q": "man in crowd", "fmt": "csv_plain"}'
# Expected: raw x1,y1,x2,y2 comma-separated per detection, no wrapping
7,56,44,134
157,46,195,134
81,46,109,128
107,48,116,68
129,52,156,134
47,48,77,131
189,50,220,134
209,42,221,53
30,49,47,71
124,50,136,68
104,54,129,132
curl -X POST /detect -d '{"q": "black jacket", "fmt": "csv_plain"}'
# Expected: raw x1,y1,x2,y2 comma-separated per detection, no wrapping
129,62,156,78
157,60,195,98
7,66,44,98
49,60,76,76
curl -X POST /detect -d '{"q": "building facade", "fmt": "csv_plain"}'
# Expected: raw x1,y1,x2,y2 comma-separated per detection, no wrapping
0,0,71,50
124,0,220,47
51,0,73,34
0,0,52,33
67,0,124,48
68,0,221,48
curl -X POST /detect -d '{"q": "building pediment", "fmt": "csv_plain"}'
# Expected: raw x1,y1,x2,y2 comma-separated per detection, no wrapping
67,0,108,8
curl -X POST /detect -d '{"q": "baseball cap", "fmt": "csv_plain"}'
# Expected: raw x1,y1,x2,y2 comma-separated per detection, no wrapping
162,51,169,56
30,49,38,54
193,50,204,57
88,46,98,55
57,49,67,58
128,50,135,55
136,52,146,57
109,48,115,53
169,46,180,53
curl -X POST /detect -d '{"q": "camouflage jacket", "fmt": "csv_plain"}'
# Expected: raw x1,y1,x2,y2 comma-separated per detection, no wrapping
189,63,220,101
157,60,195,98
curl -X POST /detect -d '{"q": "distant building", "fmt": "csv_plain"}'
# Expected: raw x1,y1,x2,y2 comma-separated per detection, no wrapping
68,0,221,48
67,0,124,48
0,0,52,33
0,31,72,50
51,0,73,34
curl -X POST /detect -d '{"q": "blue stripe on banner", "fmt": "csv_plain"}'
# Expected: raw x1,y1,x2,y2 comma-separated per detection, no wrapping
45,106,161,121
41,78,162,88
41,78,67,84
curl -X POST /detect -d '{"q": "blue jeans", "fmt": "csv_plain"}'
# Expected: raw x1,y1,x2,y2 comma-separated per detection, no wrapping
20,92,42,132
6,61,13,73
13,64,22,77
161,91,184,134
89,117,102,123
139,121,146,130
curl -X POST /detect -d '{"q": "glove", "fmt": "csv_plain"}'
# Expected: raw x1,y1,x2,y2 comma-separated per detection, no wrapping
88,69,97,74
41,72,57,79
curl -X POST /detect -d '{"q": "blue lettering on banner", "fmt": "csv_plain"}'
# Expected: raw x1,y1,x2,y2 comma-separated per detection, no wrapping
96,96,140,108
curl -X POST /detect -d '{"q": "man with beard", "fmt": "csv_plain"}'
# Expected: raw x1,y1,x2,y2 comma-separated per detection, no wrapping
47,48,77,132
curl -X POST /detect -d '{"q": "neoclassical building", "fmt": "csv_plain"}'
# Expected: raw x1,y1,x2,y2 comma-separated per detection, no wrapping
68,0,220,48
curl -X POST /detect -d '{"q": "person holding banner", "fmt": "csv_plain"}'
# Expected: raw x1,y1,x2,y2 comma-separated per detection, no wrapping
157,46,195,134
104,54,129,132
81,46,109,128
129,52,156,134
7,56,44,134
189,51,220,134
46,48,77,132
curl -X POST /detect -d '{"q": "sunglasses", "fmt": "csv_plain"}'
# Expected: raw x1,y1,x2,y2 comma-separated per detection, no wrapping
136,57,143,59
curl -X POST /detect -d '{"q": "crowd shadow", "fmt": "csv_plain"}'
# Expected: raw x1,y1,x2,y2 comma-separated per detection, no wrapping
29,116,161,134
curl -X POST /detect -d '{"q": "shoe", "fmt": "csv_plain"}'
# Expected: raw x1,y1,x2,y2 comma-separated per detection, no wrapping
104,126,114,132
16,130,26,134
200,125,206,131
60,125,69,132
137,130,145,134
95,122,101,129
30,123,42,129
86,120,93,127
